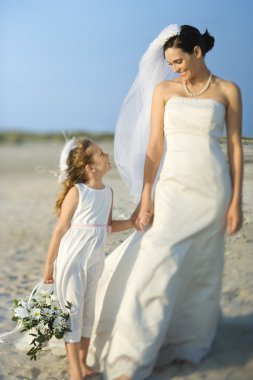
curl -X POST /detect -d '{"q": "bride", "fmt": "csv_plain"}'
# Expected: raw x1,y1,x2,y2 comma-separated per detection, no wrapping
87,24,243,379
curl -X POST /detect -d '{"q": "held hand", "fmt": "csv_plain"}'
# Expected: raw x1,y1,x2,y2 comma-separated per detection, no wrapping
131,203,141,227
131,199,154,232
226,203,242,236
137,211,153,232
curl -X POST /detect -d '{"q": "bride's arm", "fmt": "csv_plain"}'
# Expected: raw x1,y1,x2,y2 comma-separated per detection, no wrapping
134,82,166,231
225,81,243,235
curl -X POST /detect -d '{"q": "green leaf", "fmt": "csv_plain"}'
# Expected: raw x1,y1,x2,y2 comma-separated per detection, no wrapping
13,299,20,307
65,301,72,310
36,335,46,343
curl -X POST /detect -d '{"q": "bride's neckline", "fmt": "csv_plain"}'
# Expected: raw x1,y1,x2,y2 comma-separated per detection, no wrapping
165,96,226,109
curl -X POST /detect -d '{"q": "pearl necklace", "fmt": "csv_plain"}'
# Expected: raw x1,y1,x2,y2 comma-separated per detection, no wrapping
183,73,212,97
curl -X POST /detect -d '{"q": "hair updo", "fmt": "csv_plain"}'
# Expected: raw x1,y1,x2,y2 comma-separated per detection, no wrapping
163,25,215,57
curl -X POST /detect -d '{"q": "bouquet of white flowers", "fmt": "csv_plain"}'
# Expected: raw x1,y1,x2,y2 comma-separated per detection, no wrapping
12,287,71,360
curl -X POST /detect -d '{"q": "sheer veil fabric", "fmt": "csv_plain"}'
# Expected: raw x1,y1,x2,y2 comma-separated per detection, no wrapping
114,24,180,204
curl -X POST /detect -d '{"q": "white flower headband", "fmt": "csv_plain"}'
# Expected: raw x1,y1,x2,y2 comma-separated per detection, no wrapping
58,137,77,183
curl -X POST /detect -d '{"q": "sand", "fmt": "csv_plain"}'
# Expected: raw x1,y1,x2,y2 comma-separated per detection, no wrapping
0,140,252,380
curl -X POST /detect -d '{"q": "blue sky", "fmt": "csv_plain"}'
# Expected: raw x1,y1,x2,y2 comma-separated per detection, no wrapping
0,0,252,136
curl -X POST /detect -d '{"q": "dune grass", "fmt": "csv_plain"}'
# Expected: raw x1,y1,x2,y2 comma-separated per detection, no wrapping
219,136,253,144
0,131,252,145
0,131,114,144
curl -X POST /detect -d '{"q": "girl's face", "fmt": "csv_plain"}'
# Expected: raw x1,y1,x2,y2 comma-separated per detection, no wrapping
89,143,111,176
164,46,201,81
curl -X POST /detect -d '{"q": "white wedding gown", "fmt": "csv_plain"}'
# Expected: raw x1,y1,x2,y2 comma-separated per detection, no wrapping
87,97,232,379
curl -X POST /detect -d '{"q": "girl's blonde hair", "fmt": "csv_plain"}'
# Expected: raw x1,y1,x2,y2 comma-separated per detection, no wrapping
55,137,94,216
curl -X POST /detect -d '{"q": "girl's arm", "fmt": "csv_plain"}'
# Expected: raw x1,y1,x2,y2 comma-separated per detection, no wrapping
133,82,166,231
225,81,243,235
110,218,133,233
107,188,133,233
43,186,79,283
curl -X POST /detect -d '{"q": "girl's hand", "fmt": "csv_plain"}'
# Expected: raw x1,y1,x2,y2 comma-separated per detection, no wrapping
226,202,242,235
131,203,141,227
42,265,54,284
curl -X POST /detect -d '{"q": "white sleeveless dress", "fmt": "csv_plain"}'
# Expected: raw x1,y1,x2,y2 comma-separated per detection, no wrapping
55,183,112,342
87,97,232,379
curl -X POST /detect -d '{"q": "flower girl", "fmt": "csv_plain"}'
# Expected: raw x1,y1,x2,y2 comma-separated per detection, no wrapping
43,137,133,380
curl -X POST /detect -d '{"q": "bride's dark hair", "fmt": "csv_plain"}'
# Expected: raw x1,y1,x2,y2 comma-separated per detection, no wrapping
163,25,215,57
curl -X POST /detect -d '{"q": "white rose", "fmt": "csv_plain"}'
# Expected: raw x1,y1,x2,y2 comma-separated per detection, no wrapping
42,308,53,316
31,308,41,319
45,297,52,306
50,294,57,302
14,306,29,318
37,323,47,334
53,316,64,331
39,290,50,297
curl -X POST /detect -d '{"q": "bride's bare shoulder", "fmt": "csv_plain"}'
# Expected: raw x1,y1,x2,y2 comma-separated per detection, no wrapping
214,75,240,92
154,79,182,100
156,78,181,89
214,76,241,102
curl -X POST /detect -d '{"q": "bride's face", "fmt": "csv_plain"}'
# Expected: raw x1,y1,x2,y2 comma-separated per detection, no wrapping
164,47,200,81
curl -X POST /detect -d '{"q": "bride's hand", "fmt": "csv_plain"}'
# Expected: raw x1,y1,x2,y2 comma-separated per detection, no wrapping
138,211,153,231
131,198,154,231
226,202,242,235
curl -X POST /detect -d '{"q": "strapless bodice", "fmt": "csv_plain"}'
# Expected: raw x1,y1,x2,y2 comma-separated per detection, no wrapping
164,97,226,139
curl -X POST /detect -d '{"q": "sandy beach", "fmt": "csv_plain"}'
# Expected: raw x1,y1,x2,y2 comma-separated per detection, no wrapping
0,139,252,380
